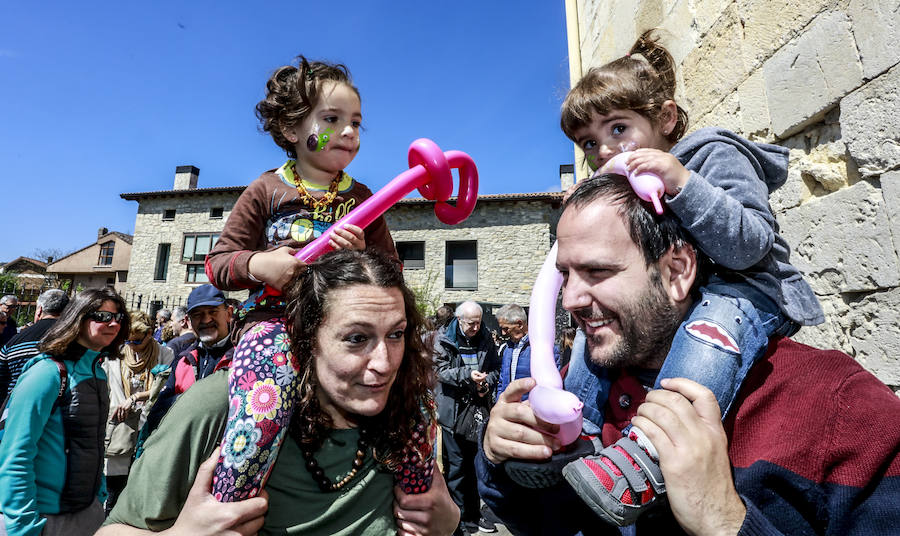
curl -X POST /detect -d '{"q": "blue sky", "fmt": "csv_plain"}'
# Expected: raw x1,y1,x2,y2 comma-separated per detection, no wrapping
0,1,574,262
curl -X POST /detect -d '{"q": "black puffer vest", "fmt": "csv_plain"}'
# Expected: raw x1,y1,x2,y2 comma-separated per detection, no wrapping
57,345,109,512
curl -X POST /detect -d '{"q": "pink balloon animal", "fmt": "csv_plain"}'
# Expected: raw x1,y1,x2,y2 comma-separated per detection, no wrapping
527,241,583,446
297,138,478,262
600,152,665,215
261,139,478,297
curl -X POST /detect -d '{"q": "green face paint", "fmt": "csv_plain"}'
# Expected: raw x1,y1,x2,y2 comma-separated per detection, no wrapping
315,127,334,151
586,154,599,171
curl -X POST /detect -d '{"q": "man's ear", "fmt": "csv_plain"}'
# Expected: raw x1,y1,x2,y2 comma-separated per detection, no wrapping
659,243,696,303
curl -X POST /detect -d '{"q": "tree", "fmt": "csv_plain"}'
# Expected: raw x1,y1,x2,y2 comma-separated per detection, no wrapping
31,247,73,263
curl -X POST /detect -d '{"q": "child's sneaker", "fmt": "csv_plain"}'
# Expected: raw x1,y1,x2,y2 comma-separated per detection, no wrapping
504,435,597,488
561,430,666,526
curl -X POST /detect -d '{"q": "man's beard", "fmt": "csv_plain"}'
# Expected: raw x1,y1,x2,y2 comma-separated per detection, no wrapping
582,269,682,369
196,323,222,344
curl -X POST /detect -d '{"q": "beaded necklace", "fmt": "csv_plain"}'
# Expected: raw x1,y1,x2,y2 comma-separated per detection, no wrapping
290,161,341,211
300,426,372,492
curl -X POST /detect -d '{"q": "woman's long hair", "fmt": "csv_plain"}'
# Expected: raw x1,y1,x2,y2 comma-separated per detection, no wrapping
283,249,435,470
39,287,129,359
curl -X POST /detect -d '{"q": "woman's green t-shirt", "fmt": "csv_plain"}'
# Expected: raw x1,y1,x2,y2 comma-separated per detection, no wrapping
105,370,396,535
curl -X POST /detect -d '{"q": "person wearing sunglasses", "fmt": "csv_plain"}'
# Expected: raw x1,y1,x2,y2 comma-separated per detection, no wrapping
101,311,175,515
0,287,129,536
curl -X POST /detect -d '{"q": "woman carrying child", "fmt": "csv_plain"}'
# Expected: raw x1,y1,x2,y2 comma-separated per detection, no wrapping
203,56,436,502
557,30,823,526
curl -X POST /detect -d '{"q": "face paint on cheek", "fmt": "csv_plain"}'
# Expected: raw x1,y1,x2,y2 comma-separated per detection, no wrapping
586,154,599,171
306,121,321,152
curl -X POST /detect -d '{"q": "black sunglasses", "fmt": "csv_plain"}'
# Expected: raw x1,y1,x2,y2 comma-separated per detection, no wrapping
88,311,125,323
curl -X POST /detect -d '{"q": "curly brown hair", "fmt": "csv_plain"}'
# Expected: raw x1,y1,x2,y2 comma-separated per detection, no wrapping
256,55,360,159
561,29,689,145
283,249,436,471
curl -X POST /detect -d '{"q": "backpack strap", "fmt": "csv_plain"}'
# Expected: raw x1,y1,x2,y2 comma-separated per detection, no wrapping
51,358,68,409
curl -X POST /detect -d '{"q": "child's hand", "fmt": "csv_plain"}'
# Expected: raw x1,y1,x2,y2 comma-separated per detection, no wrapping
248,246,306,291
626,148,691,196
328,224,366,251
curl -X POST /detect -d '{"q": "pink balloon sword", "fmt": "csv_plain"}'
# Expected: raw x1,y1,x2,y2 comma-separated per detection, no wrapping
261,138,478,297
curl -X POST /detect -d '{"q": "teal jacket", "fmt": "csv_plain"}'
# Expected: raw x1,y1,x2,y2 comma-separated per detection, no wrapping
0,345,109,536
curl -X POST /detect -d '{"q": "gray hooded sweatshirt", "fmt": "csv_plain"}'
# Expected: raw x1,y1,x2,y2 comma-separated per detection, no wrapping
668,127,824,326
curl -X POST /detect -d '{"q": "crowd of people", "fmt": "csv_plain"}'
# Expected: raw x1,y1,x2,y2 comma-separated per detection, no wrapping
1,30,899,536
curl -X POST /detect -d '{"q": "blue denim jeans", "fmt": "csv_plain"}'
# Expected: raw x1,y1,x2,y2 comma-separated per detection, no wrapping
657,281,797,418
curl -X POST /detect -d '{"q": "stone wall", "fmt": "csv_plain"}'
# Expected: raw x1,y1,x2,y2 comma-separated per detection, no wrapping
125,193,247,308
571,0,900,390
384,198,563,311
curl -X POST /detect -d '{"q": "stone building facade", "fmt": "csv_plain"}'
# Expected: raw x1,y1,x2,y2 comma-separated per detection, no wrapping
122,166,564,323
565,0,900,390
121,166,246,312
386,193,563,323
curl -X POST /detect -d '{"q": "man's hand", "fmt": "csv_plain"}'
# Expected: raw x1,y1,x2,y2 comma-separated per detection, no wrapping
328,224,366,251
626,148,690,196
631,378,746,536
247,246,305,292
393,467,460,536
168,448,269,536
482,378,560,464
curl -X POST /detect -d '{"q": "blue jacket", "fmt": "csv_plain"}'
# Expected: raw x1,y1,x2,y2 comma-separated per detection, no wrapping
668,128,823,326
0,346,109,536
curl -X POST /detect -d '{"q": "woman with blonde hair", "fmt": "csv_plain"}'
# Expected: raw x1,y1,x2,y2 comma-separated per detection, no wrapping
102,310,174,514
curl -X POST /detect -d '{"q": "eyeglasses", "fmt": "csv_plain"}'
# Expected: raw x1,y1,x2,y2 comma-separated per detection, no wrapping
124,334,149,345
88,311,125,323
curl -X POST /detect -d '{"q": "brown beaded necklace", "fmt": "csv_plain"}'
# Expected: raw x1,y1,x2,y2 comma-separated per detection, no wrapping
301,426,371,492
290,161,341,211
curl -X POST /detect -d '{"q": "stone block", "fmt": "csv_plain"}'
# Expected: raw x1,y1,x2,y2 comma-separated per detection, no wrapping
840,64,900,176
763,11,863,137
849,0,900,80
779,181,900,294
790,293,851,353
690,0,733,38
682,7,749,118
737,69,772,139
845,287,900,385
882,171,900,259
737,0,836,68
770,162,808,212
691,91,742,133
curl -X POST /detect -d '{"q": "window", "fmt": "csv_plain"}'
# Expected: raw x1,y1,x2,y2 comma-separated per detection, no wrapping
396,241,425,269
163,209,176,221
182,233,219,283
98,241,114,266
154,243,171,281
445,241,477,289
210,207,224,219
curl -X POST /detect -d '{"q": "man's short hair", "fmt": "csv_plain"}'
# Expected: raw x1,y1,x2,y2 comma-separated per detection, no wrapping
564,174,694,266
171,305,188,322
495,304,527,324
156,308,172,321
0,295,17,306
455,301,483,318
36,289,69,315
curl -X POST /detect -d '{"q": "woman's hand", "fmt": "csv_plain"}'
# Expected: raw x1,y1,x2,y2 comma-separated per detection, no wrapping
394,468,460,536
247,246,305,291
328,224,366,251
626,148,691,196
112,397,135,423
